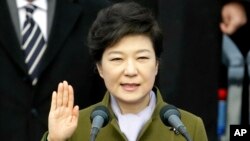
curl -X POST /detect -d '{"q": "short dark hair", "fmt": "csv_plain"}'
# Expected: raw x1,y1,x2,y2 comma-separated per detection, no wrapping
88,1,163,63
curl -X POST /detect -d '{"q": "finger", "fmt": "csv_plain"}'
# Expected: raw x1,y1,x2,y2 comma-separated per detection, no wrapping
50,91,57,111
72,105,79,123
56,82,63,107
62,81,69,107
68,85,74,109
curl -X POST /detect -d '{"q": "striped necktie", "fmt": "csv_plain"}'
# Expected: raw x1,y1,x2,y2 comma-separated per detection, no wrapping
22,4,47,85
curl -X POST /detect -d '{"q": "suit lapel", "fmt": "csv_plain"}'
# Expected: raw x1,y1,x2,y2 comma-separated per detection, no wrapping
39,0,82,74
0,0,27,73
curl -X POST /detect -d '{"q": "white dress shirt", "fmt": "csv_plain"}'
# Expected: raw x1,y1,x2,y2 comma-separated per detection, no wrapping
16,0,48,40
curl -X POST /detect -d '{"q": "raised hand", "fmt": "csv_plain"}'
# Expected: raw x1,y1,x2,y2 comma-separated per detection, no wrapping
47,81,79,141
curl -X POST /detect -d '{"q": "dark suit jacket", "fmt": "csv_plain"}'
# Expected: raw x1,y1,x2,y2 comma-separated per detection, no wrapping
0,0,110,141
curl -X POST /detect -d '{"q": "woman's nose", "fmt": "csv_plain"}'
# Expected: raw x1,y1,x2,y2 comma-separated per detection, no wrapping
124,60,138,76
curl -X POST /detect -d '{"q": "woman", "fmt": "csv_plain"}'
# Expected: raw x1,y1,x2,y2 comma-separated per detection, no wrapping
42,2,208,141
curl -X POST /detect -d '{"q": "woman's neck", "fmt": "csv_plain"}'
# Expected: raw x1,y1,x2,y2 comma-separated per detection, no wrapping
118,94,150,114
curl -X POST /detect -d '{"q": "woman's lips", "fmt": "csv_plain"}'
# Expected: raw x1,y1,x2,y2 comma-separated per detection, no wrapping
121,83,140,91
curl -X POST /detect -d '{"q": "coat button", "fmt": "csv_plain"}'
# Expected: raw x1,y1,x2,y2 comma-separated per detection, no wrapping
31,108,39,117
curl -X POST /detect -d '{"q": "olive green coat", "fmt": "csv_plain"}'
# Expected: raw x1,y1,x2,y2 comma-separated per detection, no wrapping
42,88,208,141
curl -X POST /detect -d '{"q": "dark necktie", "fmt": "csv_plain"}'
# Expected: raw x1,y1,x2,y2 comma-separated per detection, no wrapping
22,4,47,85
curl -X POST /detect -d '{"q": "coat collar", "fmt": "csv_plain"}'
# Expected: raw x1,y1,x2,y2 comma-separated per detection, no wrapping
100,86,168,127
99,87,175,140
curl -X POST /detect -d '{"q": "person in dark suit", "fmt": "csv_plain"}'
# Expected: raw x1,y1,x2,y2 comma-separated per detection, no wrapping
0,0,110,141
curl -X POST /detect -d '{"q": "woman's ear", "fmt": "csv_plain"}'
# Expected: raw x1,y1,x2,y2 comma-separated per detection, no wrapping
96,63,103,78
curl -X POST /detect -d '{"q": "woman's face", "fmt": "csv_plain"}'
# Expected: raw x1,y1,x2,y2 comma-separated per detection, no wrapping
97,35,158,112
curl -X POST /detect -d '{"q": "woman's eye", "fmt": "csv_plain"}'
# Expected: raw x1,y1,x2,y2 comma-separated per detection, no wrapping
110,58,122,61
138,57,149,60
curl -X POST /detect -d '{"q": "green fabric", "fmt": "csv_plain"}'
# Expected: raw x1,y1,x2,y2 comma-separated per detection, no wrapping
41,87,208,141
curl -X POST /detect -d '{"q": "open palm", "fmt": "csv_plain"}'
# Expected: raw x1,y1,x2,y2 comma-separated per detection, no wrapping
48,81,79,141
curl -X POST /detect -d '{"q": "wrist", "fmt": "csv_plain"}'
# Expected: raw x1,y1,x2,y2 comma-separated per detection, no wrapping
47,134,65,141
